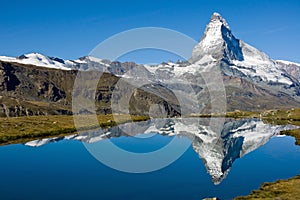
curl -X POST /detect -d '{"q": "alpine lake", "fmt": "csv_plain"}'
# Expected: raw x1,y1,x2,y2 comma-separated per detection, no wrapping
0,117,299,200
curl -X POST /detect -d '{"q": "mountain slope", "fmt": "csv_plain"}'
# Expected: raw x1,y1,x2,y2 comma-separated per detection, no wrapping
0,60,180,117
0,53,72,70
1,12,300,116
276,60,300,81
191,13,295,86
142,12,300,111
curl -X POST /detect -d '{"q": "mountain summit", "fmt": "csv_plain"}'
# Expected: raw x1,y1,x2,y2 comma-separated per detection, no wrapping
210,12,230,29
1,12,300,117
191,12,299,91
192,12,243,62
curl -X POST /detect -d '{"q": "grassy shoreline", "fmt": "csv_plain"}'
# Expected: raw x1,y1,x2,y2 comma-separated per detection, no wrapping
1,108,300,146
259,108,300,146
235,175,300,200
0,114,149,146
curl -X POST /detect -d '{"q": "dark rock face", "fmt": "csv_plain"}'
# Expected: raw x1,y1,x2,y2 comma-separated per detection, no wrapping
0,61,180,117
0,61,76,116
0,63,21,91
221,25,244,62
129,84,181,117
0,61,75,104
50,57,65,64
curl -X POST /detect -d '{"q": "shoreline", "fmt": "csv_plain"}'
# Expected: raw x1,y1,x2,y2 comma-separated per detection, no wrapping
0,114,149,146
235,175,300,200
0,110,299,199
1,109,299,146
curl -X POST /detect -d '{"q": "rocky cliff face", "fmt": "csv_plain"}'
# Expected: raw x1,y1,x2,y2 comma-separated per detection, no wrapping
0,61,180,117
0,61,75,116
276,60,300,81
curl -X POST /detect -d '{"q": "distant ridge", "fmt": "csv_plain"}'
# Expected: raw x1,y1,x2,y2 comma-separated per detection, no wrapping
1,12,300,117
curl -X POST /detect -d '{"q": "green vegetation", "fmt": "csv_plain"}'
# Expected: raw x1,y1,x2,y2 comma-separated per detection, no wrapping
235,175,300,200
260,108,300,121
260,108,300,146
192,110,260,118
281,128,300,146
0,114,149,146
225,110,260,118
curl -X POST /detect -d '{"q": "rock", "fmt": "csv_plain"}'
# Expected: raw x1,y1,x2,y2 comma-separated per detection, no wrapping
202,197,220,200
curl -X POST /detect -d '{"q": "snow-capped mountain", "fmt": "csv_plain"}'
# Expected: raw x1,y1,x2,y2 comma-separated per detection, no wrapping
1,12,300,114
0,53,72,70
276,60,300,81
23,118,298,184
140,12,300,110
0,53,146,77
0,13,298,86
192,12,243,62
1,12,299,88
0,53,112,71
193,13,291,84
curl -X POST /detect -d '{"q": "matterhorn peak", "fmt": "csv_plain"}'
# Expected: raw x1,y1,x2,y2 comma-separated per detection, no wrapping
191,12,243,62
210,12,230,29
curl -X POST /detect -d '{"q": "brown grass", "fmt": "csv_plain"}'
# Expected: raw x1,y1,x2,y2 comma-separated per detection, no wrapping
235,175,300,200
0,114,149,145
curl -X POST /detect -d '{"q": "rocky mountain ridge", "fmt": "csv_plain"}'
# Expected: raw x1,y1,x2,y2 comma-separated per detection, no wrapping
1,12,300,116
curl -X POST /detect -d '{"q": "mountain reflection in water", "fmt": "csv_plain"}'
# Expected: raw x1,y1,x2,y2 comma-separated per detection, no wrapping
25,118,297,184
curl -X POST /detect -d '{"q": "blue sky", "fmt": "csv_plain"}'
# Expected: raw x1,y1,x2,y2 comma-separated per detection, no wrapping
0,0,299,63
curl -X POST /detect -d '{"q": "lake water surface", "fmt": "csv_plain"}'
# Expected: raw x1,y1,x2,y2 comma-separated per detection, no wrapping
0,118,299,200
